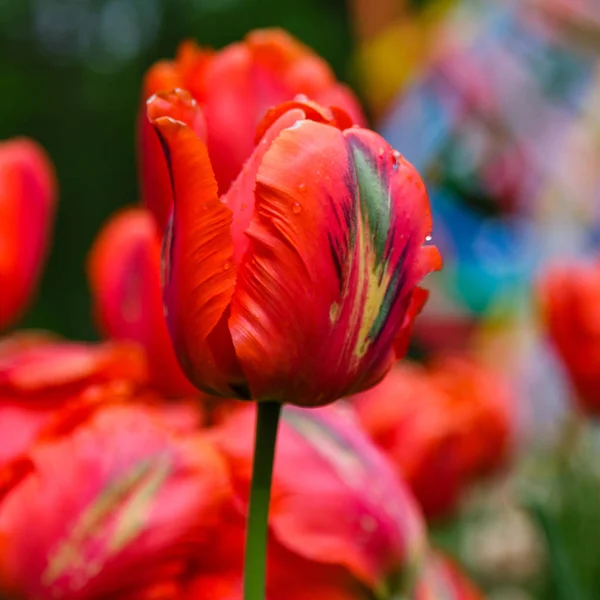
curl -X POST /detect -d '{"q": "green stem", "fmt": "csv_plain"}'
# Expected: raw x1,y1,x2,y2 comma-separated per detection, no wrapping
244,401,282,600
524,497,588,600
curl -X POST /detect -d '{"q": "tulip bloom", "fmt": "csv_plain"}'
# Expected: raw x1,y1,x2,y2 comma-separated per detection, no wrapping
0,402,231,600
413,552,482,600
140,29,367,229
0,138,56,330
149,92,440,406
0,334,147,466
88,207,198,398
211,404,426,598
539,259,600,414
353,358,513,518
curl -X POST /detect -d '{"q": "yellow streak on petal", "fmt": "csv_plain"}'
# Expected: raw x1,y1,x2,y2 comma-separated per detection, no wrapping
42,455,171,591
349,209,393,364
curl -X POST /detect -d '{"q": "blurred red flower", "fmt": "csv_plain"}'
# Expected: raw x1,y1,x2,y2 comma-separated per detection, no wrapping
149,92,440,405
539,259,600,414
0,333,149,467
0,402,230,600
88,207,198,398
206,403,427,599
139,29,367,229
353,357,514,519
0,333,203,473
0,138,57,330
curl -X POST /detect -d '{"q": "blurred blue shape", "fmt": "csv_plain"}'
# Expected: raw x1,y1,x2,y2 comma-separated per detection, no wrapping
379,0,600,317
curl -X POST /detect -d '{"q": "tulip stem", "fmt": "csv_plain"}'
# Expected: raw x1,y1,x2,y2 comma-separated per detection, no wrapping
244,401,281,600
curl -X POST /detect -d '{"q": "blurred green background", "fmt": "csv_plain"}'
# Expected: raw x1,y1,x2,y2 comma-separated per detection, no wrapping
0,0,357,340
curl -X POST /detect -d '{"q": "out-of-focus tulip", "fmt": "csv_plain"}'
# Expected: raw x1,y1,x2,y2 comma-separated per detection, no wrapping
149,93,440,406
210,403,426,598
539,259,600,414
413,552,483,600
428,357,513,480
0,402,230,600
140,29,367,229
0,336,146,400
353,358,513,519
0,138,56,330
0,334,147,466
88,207,198,398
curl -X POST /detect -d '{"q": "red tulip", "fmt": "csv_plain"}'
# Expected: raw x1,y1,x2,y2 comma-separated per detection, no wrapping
210,403,426,598
139,28,367,230
149,92,440,405
413,552,482,600
0,138,56,330
353,358,513,519
539,259,600,413
0,334,147,467
0,402,231,599
428,357,514,481
88,207,198,398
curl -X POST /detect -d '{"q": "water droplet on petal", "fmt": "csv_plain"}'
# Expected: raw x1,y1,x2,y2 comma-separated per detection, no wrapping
377,146,385,157
220,196,227,204
425,235,432,242
223,262,231,271
292,202,302,214
298,183,306,193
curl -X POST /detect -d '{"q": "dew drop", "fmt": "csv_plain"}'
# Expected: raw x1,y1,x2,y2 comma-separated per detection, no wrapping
292,202,302,214
377,146,385,157
298,182,307,193
391,150,402,171
223,262,231,271
425,235,432,242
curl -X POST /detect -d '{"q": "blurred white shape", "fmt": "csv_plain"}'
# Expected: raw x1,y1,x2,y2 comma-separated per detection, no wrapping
100,0,141,61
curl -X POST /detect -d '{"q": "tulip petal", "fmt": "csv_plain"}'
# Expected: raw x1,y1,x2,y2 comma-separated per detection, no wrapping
149,108,238,396
0,139,56,330
0,404,230,599
140,47,213,230
393,286,430,359
230,120,438,405
88,207,197,397
225,107,307,265
253,98,340,144
0,339,146,396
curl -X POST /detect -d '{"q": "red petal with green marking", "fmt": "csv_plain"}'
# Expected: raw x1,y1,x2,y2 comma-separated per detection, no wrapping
230,119,440,405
